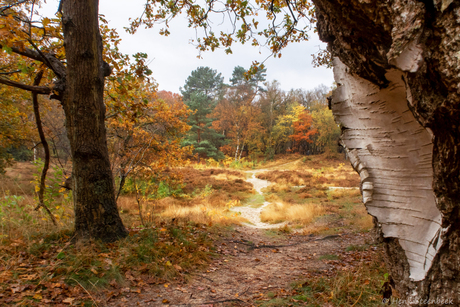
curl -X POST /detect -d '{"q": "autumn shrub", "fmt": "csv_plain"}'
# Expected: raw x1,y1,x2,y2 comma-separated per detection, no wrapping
312,190,327,198
256,170,312,186
298,193,313,199
262,183,292,193
333,177,361,187
180,167,252,195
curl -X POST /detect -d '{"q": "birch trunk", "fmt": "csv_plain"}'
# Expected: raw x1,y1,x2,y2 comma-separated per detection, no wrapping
313,0,460,304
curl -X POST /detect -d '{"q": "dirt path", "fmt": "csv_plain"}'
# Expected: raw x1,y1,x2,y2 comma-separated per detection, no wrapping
107,227,373,307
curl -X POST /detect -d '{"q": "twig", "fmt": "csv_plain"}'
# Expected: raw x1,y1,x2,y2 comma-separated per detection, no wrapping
203,298,245,304
70,278,100,307
351,291,363,307
240,287,250,296
195,274,214,283
227,235,339,250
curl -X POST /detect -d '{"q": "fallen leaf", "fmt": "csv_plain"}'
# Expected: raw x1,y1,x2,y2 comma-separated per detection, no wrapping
62,297,75,304
33,293,43,300
162,299,169,304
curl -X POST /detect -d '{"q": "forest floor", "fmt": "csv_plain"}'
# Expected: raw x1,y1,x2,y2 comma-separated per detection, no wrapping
0,155,387,306
106,226,379,307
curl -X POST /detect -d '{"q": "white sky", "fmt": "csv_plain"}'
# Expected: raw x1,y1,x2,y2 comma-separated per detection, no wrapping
39,0,333,93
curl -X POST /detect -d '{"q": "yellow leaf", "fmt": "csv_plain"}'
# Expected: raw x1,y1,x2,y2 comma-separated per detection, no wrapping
164,283,169,288
165,261,172,266
33,293,42,300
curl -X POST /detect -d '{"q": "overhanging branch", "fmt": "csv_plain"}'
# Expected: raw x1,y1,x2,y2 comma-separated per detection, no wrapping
0,44,66,78
0,76,51,94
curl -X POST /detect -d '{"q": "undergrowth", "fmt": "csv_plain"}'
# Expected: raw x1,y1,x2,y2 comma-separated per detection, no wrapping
0,221,216,305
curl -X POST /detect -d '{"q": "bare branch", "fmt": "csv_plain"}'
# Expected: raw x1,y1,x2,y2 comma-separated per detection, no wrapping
0,76,51,94
0,0,30,13
0,44,66,78
0,70,21,75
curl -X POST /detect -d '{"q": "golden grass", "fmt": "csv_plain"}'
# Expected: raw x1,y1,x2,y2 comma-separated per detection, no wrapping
346,205,375,231
117,191,246,227
260,202,325,225
1,162,36,196
0,193,74,243
329,188,361,199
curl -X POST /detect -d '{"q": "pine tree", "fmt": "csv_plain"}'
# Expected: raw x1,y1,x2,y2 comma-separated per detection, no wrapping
181,68,225,162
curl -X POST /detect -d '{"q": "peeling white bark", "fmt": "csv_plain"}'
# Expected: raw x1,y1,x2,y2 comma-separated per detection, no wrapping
332,58,442,281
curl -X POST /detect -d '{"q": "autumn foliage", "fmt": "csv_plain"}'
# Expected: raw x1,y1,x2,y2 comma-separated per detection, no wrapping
290,110,317,154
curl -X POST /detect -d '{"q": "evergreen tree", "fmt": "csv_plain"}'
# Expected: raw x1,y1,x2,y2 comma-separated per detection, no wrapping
230,65,267,92
181,68,225,162
181,66,224,101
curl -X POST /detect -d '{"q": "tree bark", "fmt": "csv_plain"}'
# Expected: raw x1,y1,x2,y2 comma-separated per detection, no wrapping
312,0,460,305
61,0,127,242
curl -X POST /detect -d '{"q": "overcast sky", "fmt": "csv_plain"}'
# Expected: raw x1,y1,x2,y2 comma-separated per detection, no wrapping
39,0,333,93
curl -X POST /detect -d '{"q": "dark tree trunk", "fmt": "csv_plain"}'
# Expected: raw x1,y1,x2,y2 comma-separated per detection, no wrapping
312,0,460,305
61,0,127,242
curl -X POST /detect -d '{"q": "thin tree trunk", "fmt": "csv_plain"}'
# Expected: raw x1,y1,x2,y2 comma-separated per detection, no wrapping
197,127,201,163
234,136,239,163
239,143,244,161
32,71,57,226
61,0,127,241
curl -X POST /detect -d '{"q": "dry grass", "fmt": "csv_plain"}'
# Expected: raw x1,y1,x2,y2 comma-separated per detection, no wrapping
180,167,252,195
260,202,325,225
345,203,375,231
256,170,312,186
329,188,361,199
1,162,36,196
117,190,246,227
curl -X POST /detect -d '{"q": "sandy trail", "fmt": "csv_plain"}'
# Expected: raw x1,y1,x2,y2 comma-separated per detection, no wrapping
230,170,287,229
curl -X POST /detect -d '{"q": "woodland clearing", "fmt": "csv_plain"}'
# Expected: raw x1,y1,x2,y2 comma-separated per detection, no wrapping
0,154,385,306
